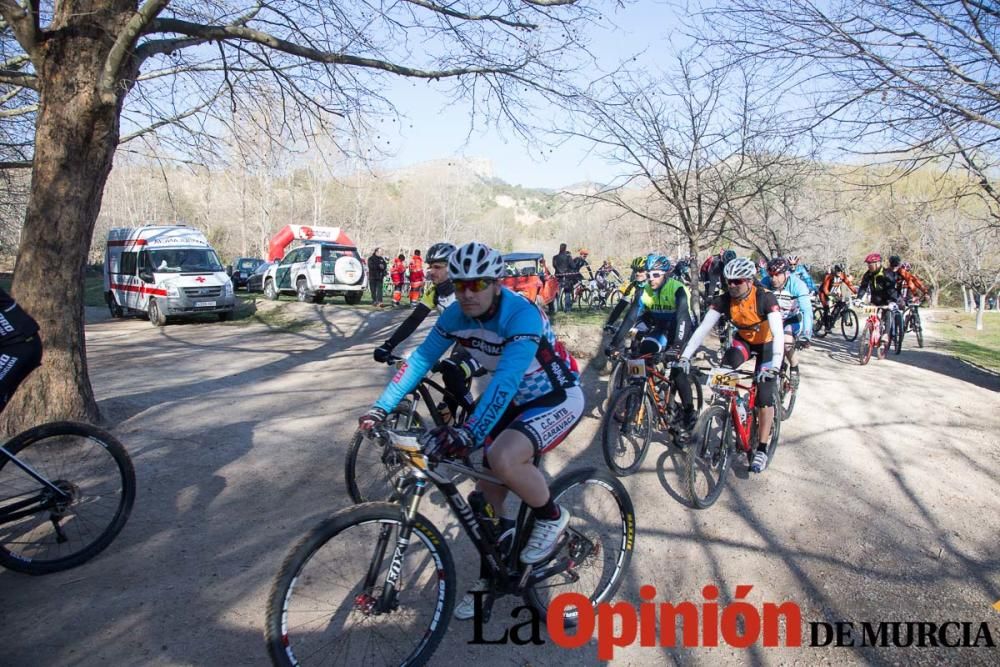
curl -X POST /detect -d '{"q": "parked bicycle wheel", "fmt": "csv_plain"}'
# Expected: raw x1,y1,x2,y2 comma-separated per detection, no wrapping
686,405,734,509
601,385,653,476
858,322,874,365
0,421,135,575
841,309,859,341
606,290,621,311
523,468,635,626
266,503,455,667
577,289,593,310
344,399,424,503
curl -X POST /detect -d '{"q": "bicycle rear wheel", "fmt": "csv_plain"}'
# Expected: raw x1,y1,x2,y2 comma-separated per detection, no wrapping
0,421,135,575
812,306,828,338
892,311,904,355
686,405,734,508
601,385,654,476
858,323,874,365
607,290,621,311
841,309,859,341
266,503,455,667
604,359,629,410
344,401,425,503
523,468,634,626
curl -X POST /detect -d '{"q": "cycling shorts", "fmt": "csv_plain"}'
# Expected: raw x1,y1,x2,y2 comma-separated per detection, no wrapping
484,385,584,456
783,317,803,337
720,336,777,407
0,336,42,414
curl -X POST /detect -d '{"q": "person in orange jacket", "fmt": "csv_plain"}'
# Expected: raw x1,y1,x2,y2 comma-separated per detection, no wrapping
889,256,929,301
390,253,407,306
408,249,424,305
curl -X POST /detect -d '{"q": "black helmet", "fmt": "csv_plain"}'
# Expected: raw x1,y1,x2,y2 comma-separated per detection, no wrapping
767,257,790,274
426,242,456,264
722,249,737,264
888,255,902,268
833,263,844,274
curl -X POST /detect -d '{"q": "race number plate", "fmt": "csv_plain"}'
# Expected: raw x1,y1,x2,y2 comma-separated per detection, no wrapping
626,359,647,378
195,300,217,307
709,372,738,388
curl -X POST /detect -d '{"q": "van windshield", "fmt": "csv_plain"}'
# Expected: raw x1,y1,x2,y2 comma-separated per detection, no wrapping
149,249,224,273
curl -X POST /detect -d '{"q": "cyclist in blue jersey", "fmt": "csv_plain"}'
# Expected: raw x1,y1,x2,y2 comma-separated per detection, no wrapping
358,241,584,617
786,255,817,294
760,257,812,386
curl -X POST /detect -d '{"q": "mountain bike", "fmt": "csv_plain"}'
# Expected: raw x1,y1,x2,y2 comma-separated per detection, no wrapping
588,278,622,311
686,367,782,509
0,421,135,574
902,299,924,348
267,427,635,667
857,302,902,364
344,355,475,503
813,295,859,341
601,353,703,476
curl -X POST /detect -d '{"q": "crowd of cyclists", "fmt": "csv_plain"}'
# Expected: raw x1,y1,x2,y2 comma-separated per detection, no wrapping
350,238,930,626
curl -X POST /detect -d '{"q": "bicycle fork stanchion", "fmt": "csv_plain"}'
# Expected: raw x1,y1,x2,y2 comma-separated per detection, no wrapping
372,476,429,614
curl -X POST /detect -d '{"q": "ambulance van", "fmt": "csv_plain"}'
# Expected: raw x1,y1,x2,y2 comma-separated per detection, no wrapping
104,225,236,326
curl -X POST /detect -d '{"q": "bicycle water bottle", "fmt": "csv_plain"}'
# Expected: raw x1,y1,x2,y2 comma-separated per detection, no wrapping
735,394,748,423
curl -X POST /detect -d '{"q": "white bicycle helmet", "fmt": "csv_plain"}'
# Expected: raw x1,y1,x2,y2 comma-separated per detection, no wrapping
448,241,504,280
723,257,756,280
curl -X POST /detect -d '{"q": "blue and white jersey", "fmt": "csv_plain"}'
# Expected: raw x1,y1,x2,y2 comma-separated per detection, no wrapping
792,265,817,293
761,273,813,335
374,288,579,445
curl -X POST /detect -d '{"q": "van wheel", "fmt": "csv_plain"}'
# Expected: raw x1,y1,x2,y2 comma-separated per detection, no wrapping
296,278,309,302
106,292,124,319
148,299,167,327
345,291,362,305
263,279,278,300
218,311,233,322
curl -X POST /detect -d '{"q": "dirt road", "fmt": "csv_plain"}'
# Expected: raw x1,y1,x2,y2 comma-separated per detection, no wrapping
1,301,998,666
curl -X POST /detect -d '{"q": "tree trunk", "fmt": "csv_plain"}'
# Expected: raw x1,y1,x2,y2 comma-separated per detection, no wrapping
1,14,130,435
961,285,970,311
977,294,985,330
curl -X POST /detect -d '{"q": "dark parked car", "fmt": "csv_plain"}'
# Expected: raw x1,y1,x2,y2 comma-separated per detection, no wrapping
230,257,266,290
245,261,273,293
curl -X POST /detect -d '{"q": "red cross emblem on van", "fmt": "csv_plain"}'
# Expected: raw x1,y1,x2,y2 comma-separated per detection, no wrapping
195,276,206,283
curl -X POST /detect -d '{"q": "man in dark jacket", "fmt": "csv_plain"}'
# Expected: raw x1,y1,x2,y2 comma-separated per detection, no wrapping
367,248,388,307
552,242,574,312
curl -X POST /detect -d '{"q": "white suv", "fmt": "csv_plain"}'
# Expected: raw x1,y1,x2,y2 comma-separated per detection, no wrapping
262,242,366,304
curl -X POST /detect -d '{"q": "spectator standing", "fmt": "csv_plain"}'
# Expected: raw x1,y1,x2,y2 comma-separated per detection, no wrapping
552,242,574,312
367,247,387,307
408,249,424,305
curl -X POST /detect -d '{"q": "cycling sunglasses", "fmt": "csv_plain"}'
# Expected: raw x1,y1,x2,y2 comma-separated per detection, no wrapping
767,269,787,277
648,271,666,279
453,278,495,293
727,278,751,285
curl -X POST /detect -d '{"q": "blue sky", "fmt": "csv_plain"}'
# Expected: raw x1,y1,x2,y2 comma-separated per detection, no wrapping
376,2,681,189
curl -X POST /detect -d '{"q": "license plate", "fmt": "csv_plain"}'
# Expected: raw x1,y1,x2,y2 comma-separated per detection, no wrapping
626,359,646,377
195,300,217,307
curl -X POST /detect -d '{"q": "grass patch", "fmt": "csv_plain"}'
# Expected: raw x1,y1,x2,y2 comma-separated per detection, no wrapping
931,308,1000,372
1,274,106,307
549,307,611,328
222,297,315,332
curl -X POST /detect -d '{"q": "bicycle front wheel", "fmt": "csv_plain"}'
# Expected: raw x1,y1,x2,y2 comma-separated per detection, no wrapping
523,468,635,625
601,385,654,476
812,306,828,338
686,405,734,509
858,322,874,365
344,401,424,503
266,503,455,667
892,311,904,355
0,421,135,575
913,310,924,347
841,309,859,341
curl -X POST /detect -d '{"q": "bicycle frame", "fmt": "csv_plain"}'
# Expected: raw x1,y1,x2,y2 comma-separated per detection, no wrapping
623,354,675,430
368,432,587,617
706,371,758,454
0,445,71,525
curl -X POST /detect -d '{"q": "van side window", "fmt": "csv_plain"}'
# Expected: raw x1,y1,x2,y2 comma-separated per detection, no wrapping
120,252,137,275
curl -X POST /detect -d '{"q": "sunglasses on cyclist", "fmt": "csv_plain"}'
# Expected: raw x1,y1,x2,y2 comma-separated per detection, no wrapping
648,271,666,279
453,278,495,293
767,270,786,277
727,278,751,285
